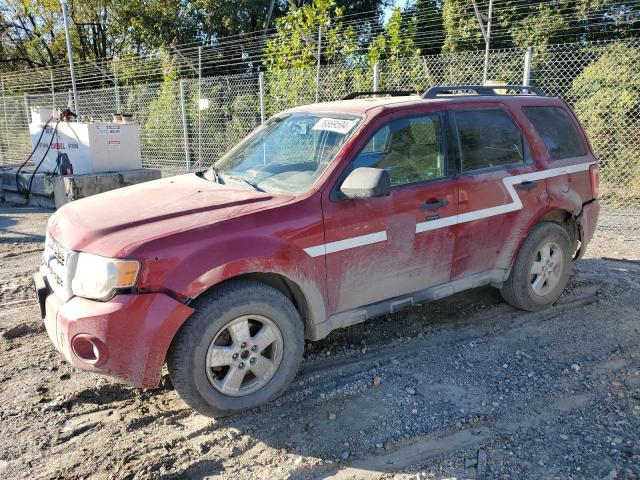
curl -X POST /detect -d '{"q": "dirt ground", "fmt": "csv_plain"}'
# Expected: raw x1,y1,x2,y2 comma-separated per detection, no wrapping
0,204,639,480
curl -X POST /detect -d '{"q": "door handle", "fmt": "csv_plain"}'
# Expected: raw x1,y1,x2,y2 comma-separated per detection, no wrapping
516,180,538,191
420,198,448,211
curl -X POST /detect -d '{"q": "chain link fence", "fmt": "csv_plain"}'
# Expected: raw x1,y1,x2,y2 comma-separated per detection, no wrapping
0,40,638,209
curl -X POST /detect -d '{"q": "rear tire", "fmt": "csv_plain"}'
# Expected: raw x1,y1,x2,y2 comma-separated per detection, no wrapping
168,279,304,417
501,222,572,312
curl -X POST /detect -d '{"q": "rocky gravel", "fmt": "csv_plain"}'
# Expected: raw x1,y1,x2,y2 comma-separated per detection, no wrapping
0,204,639,480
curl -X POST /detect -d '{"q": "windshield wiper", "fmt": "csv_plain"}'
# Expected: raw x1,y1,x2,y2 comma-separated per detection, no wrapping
196,166,221,183
222,173,264,192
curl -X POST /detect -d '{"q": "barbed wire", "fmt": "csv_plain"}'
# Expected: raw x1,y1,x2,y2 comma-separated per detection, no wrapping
1,0,638,95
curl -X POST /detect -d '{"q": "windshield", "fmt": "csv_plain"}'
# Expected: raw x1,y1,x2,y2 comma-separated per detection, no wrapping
213,112,362,194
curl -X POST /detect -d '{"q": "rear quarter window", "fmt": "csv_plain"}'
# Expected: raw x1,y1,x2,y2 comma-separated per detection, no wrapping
454,109,528,171
523,106,585,160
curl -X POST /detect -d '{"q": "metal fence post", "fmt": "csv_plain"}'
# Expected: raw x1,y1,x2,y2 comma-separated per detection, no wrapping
114,62,121,113
60,0,78,115
315,25,322,103
258,72,266,124
483,0,493,84
198,46,202,170
23,93,30,124
523,47,533,87
373,62,380,93
0,76,6,162
50,70,56,112
179,79,191,172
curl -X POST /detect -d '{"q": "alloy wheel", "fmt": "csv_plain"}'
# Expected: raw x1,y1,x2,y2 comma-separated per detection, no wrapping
529,241,564,296
205,314,284,396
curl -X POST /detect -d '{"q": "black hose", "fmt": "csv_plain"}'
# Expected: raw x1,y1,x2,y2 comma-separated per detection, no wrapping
15,116,52,196
17,119,60,205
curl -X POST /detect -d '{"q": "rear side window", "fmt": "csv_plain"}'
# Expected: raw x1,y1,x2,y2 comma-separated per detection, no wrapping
454,110,527,171
523,107,585,160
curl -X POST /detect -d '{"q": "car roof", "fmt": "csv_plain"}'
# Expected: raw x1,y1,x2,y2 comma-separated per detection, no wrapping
282,94,563,116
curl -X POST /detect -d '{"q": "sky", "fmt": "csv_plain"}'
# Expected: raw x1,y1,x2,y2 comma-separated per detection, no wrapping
385,0,411,20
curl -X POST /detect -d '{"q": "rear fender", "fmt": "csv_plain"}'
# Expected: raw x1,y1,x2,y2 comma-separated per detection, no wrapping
506,204,581,267
546,184,583,215
575,200,600,259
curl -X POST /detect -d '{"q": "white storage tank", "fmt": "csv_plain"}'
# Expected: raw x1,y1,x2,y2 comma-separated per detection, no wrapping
29,107,143,175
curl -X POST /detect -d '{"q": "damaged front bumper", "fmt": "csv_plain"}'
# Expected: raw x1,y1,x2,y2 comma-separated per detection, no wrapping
35,272,193,388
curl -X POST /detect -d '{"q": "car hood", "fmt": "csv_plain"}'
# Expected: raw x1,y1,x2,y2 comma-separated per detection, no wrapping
48,173,293,257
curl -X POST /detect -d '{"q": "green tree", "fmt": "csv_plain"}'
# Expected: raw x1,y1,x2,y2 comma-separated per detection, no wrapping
264,1,422,108
442,0,483,53
264,0,360,109
571,42,640,200
141,49,186,171
410,0,444,56
442,0,640,53
0,0,67,69
369,7,423,90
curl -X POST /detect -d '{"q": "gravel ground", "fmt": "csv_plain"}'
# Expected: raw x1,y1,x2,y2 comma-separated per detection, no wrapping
0,204,639,480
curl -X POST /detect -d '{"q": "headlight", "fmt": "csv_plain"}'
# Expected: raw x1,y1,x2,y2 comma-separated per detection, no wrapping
71,252,140,300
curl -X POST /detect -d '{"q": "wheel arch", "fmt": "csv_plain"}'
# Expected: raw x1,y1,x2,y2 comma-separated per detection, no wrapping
188,268,324,340
216,272,313,337
538,209,580,256
508,208,580,268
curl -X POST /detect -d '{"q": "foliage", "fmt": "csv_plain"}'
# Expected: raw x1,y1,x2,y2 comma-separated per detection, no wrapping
571,42,640,195
410,0,444,56
141,50,185,169
264,1,422,109
264,0,350,71
0,0,67,68
442,0,640,53
442,0,483,53
264,0,354,111
370,7,423,91
0,0,386,73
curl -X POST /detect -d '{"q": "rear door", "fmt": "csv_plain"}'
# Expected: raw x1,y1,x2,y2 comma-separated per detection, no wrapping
449,105,549,280
319,111,458,314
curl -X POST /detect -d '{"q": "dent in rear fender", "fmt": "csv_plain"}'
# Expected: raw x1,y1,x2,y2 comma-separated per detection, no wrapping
177,239,328,328
546,184,583,215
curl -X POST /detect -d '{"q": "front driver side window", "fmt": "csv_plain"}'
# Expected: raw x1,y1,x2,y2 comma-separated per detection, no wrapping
351,114,445,187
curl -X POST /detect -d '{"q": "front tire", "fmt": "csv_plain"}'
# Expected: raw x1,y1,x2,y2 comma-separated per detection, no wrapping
168,279,304,417
501,222,573,312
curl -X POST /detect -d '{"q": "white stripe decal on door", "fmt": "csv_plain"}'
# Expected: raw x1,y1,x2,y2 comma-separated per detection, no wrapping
415,161,595,233
303,231,387,257
304,162,595,256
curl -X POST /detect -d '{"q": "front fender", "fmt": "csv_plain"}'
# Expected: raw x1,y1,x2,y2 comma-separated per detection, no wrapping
157,235,328,329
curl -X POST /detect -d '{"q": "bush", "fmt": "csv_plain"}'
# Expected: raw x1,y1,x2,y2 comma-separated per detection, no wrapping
571,42,640,203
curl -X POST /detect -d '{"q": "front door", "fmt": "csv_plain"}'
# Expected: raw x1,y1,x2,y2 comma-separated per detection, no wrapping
319,112,458,314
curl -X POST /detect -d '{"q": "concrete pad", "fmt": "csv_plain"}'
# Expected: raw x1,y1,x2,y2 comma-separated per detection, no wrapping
52,168,161,208
0,168,161,209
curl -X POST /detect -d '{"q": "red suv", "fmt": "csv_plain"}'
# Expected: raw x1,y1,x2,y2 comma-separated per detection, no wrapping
35,85,600,417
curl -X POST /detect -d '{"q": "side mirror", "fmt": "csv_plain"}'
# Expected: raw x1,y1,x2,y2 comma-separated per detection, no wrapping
339,167,391,199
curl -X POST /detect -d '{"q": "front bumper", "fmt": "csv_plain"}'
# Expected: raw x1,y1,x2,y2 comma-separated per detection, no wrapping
36,273,194,388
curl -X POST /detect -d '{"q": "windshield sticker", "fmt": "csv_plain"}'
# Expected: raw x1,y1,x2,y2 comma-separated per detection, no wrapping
312,118,358,134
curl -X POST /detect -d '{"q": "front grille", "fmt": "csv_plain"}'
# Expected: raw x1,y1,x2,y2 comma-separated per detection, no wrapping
53,244,66,267
42,233,74,300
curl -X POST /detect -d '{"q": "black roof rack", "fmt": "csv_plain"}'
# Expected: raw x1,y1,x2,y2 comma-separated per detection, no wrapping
422,85,545,99
342,90,418,100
